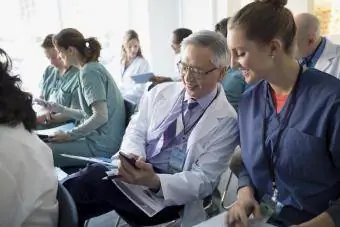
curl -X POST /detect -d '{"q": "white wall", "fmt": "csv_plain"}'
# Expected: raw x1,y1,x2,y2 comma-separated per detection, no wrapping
147,0,180,76
124,0,316,80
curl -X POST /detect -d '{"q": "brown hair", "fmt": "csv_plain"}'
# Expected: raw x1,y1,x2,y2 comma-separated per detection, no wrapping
229,0,296,54
53,28,101,62
121,29,143,64
215,18,230,38
41,34,54,49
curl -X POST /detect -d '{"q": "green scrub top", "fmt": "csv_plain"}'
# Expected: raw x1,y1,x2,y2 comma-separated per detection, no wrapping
78,61,126,154
41,65,80,108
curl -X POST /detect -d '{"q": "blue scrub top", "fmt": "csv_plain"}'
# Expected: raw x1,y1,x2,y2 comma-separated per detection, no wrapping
220,68,246,111
238,68,340,225
78,62,126,154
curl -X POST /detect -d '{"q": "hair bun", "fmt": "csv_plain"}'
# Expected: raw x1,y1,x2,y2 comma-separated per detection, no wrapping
256,0,287,9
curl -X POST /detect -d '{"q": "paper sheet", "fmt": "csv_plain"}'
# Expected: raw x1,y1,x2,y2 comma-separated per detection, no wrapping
113,180,166,217
34,122,75,136
60,154,118,168
55,167,68,181
194,211,275,227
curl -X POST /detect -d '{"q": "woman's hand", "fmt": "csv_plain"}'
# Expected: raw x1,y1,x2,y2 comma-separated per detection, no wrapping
48,131,72,142
226,186,262,227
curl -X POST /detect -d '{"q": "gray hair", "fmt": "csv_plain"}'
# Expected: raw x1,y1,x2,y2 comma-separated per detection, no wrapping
180,30,228,68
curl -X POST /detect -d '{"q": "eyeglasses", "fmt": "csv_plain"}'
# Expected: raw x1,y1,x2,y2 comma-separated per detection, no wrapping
177,61,218,80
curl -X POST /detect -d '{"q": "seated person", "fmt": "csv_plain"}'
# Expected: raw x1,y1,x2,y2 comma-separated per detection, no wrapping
227,1,340,227
41,28,126,168
37,34,80,127
295,13,340,79
215,17,246,111
62,30,239,227
0,48,58,226
119,29,151,105
150,28,193,88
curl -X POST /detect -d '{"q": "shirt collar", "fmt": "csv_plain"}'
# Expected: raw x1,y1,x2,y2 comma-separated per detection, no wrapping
184,86,218,109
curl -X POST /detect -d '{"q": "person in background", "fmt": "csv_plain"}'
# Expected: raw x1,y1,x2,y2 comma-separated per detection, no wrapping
226,0,340,226
62,30,239,227
119,29,151,105
215,17,246,111
40,28,126,168
37,34,80,127
0,48,58,226
151,28,193,85
295,13,340,79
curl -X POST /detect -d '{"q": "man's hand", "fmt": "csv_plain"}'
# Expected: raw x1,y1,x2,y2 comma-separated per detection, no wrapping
226,186,262,227
150,76,172,84
118,154,160,190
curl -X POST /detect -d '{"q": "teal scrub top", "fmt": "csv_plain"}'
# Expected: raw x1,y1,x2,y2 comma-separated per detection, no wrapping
220,68,246,111
41,66,80,108
78,61,126,154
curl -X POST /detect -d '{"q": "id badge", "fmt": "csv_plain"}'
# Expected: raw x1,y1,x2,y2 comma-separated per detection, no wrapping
168,146,186,173
260,193,284,222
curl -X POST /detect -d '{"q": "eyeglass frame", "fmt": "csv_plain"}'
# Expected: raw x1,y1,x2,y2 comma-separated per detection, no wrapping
177,60,219,80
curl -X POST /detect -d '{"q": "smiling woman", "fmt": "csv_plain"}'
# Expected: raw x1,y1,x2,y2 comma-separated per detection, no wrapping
226,0,340,226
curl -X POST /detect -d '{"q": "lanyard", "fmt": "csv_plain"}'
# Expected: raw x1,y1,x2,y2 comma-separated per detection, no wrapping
181,88,219,137
262,65,303,190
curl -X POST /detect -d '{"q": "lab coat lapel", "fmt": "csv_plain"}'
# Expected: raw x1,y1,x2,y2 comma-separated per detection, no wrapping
187,88,229,149
148,83,184,140
315,39,337,72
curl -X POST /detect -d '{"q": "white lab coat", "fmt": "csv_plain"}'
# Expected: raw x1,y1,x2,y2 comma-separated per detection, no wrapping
120,82,239,227
0,124,58,227
120,57,151,104
315,38,340,79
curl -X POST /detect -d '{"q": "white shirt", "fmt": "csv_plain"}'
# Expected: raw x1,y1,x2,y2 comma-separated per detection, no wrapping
171,53,181,81
0,124,58,227
119,57,151,104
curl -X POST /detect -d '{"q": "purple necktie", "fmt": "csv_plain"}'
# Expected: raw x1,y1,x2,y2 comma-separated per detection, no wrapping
163,100,198,146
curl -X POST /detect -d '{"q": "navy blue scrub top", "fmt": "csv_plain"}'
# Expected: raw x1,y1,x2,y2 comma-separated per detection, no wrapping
238,68,340,225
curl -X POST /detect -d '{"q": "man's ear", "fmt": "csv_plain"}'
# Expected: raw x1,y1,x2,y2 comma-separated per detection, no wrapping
219,67,227,80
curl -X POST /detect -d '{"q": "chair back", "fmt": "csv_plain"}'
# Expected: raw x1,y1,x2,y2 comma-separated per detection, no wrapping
124,98,137,126
57,182,78,227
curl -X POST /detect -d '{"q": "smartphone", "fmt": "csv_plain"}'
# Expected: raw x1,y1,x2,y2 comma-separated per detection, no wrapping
37,134,50,142
119,152,137,168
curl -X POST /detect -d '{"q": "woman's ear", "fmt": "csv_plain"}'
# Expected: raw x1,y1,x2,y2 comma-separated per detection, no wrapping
269,38,282,57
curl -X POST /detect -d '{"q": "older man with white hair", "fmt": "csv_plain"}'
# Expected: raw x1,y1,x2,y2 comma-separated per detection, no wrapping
63,30,239,227
295,13,340,79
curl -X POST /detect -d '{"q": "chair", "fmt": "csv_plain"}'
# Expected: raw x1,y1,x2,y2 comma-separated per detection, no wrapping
57,182,78,227
221,146,243,210
124,98,137,127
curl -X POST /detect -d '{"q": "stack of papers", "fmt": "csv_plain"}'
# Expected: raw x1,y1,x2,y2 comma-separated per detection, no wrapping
113,180,166,217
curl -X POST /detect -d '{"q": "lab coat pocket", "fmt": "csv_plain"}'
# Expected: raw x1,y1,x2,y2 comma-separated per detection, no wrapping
283,128,327,181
